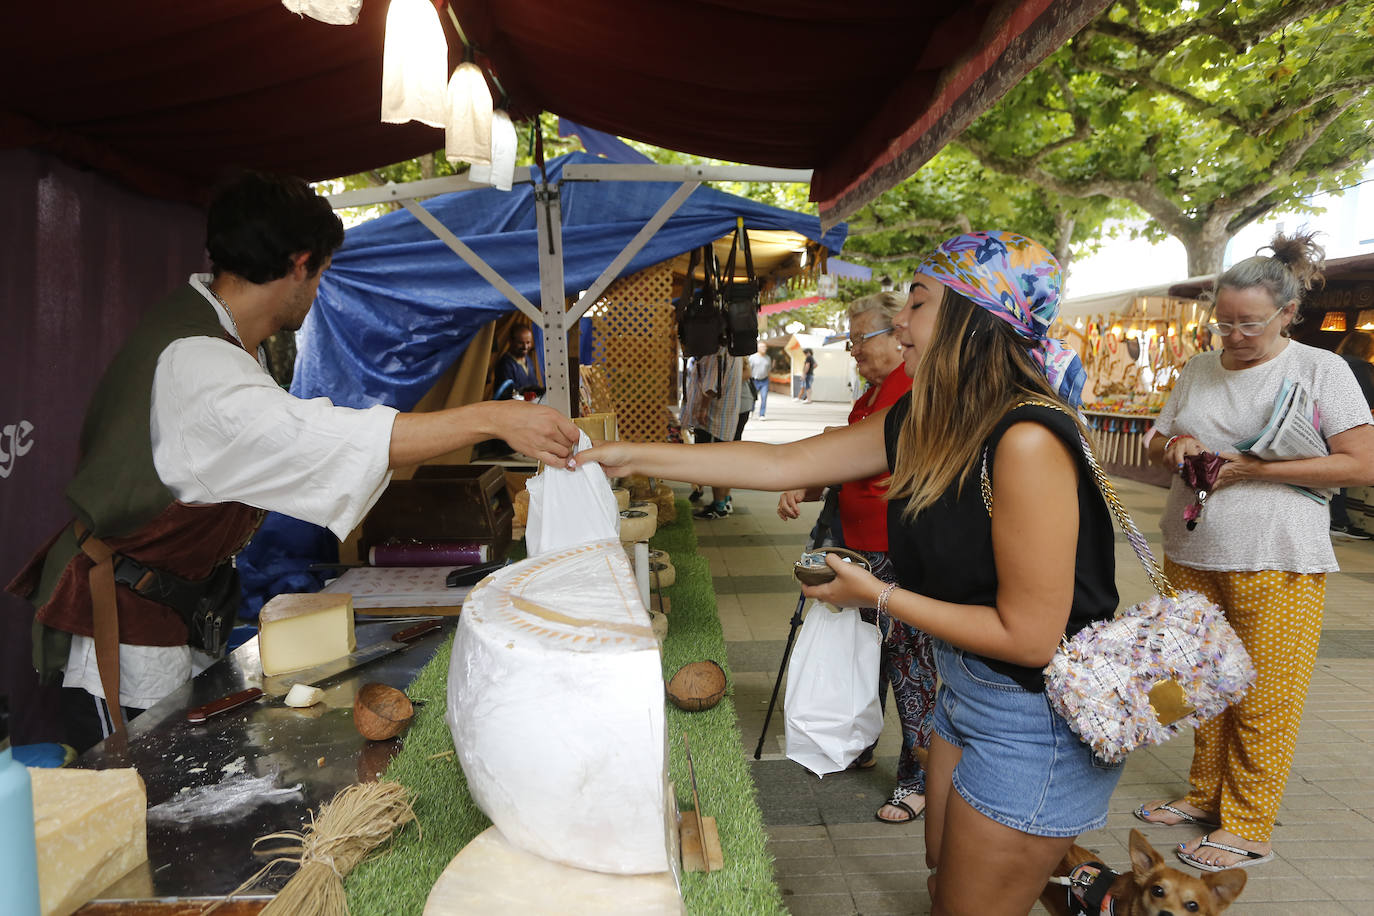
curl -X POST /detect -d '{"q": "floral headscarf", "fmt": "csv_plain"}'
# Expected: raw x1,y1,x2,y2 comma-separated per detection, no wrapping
917,231,1086,406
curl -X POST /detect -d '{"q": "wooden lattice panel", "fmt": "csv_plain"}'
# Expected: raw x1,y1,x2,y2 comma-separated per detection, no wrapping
590,264,676,443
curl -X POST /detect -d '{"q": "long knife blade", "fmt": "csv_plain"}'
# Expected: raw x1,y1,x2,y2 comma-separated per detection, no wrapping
259,620,441,697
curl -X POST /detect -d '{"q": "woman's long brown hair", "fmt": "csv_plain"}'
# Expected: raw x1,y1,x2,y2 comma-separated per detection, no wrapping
886,288,1088,520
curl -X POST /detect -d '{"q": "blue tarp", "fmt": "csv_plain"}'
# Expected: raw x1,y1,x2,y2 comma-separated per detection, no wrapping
239,152,846,617
294,151,847,410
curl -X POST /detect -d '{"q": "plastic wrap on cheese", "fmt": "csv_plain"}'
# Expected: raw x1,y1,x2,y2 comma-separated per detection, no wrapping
447,538,675,875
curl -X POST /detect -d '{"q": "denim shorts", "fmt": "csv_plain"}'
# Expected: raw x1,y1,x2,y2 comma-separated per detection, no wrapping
931,640,1123,837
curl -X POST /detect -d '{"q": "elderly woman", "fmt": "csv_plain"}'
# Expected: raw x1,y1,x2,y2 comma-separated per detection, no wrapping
578,232,1122,914
1137,232,1374,872
778,291,935,824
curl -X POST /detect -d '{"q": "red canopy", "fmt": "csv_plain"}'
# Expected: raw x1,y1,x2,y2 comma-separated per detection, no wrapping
2,0,1107,218
761,296,823,316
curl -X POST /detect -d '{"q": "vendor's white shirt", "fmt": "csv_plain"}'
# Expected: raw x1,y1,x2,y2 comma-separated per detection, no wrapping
65,274,399,708
1152,341,1370,573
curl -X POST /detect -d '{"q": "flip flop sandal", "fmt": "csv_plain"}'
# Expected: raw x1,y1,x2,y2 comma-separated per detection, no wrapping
1133,802,1219,829
1175,834,1274,872
875,786,925,824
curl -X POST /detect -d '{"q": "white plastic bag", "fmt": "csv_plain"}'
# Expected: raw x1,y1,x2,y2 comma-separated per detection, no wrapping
784,600,883,776
524,432,620,557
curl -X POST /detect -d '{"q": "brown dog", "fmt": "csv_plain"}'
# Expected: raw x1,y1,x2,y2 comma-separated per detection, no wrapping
1040,828,1246,916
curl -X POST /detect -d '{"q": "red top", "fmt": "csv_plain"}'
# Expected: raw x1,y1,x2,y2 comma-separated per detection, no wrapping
838,363,910,551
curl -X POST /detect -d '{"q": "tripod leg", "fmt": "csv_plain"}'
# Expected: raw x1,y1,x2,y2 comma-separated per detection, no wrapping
753,591,808,760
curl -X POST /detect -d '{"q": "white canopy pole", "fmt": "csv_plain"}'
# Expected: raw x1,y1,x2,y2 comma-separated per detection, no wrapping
534,183,573,416
399,198,542,323
568,181,699,324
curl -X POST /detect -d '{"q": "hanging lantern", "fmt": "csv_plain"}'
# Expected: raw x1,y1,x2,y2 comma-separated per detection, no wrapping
444,62,494,165
281,0,361,25
381,0,448,127
1320,311,1347,332
468,110,518,190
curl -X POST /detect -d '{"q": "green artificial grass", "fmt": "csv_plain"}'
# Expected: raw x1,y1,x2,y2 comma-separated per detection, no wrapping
345,500,785,915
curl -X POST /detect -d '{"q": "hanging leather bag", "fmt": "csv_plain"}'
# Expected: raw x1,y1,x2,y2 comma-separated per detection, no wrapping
677,244,726,358
721,218,761,357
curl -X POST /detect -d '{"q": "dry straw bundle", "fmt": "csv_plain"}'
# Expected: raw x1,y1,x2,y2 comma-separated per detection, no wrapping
206,780,417,916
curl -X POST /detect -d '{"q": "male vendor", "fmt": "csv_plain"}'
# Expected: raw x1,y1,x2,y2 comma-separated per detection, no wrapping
8,171,581,751
492,324,544,400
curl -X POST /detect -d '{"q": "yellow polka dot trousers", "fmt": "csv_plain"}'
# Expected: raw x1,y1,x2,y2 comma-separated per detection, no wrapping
1164,558,1326,843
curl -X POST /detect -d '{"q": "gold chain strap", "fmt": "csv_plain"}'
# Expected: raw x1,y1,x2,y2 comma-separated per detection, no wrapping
980,399,1177,599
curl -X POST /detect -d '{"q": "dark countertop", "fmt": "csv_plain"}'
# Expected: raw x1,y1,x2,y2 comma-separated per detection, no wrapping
78,617,455,904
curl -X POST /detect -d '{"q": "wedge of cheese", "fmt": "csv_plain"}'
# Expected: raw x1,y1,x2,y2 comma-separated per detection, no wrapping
258,593,355,676
447,539,675,875
31,767,147,916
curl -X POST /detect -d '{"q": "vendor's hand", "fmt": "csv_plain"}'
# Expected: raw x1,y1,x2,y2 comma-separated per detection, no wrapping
799,553,883,609
778,489,807,520
575,440,645,477
1165,433,1206,472
1212,451,1259,490
496,401,581,467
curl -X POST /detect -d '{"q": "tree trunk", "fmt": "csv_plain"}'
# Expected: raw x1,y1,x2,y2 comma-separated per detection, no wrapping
1183,224,1231,279
1053,211,1076,273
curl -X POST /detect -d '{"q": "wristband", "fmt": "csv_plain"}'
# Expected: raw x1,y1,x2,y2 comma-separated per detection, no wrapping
876,583,898,616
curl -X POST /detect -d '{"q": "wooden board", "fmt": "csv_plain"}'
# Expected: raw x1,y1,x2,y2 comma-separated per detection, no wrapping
423,827,683,915
679,813,723,873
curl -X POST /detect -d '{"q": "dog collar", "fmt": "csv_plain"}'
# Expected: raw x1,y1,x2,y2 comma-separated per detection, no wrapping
1066,862,1117,916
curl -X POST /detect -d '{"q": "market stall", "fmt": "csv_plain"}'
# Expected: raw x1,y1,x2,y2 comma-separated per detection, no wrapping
1054,293,1213,486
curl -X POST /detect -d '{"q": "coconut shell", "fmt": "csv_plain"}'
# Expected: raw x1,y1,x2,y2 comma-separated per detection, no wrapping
665,660,727,712
793,546,871,587
353,682,415,741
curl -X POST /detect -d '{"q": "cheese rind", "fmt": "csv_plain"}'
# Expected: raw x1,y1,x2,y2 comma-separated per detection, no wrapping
31,767,147,916
258,593,356,676
447,539,673,874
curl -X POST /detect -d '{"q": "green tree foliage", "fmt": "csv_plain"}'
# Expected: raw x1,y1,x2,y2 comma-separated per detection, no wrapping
960,0,1374,277
837,145,1133,283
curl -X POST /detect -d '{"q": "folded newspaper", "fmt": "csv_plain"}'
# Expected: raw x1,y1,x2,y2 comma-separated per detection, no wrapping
1233,378,1328,503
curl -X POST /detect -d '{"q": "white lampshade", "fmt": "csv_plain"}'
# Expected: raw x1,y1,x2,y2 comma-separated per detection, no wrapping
444,62,494,165
281,0,361,25
381,0,448,127
468,110,517,190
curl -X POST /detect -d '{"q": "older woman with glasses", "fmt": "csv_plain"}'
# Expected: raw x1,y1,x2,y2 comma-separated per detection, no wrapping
1137,232,1374,873
778,291,936,824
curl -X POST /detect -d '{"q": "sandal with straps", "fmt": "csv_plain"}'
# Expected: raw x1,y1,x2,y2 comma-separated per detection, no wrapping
875,785,925,824
1176,833,1274,872
1133,801,1219,829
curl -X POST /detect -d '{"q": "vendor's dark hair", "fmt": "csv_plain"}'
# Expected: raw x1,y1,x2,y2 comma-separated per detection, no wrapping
206,170,344,283
1215,230,1325,332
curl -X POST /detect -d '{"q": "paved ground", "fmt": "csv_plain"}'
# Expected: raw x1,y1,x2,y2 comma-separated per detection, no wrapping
687,394,1374,915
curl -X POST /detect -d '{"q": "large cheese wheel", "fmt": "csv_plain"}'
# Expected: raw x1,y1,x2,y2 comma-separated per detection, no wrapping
447,539,674,875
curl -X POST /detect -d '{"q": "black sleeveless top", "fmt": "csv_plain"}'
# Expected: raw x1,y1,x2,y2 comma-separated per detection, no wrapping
883,395,1118,691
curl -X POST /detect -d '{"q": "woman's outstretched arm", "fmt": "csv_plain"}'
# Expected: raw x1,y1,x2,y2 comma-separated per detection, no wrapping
574,406,892,493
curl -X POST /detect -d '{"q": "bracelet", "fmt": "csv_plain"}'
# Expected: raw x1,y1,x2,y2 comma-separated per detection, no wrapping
876,583,898,616
1164,434,1192,451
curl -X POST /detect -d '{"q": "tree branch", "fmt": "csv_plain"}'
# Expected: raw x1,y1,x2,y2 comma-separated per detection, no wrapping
1088,0,1345,57
957,137,1197,241
847,217,960,238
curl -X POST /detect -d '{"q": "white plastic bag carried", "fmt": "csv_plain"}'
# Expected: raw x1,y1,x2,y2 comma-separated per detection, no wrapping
784,600,883,776
524,432,620,557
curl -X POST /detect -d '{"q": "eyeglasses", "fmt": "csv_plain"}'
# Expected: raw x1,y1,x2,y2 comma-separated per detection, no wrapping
845,326,894,352
1205,308,1284,337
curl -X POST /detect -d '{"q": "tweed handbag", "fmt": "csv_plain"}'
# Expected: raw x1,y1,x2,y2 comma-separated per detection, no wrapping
981,403,1256,764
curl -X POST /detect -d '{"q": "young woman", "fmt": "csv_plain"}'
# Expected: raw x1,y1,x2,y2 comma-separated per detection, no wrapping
578,232,1122,914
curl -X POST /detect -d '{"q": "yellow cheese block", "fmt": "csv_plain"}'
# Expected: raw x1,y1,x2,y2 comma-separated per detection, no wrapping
31,767,147,916
258,592,356,676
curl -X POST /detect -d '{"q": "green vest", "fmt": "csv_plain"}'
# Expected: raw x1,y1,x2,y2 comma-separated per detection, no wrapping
26,285,236,664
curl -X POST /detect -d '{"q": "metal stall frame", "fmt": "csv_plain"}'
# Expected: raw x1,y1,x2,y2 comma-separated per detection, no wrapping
324,164,812,417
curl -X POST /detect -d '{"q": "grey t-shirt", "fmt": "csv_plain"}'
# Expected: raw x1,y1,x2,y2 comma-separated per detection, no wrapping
747,352,771,380
1153,341,1371,573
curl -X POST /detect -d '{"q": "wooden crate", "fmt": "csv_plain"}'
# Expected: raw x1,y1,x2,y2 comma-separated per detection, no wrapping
361,464,513,561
